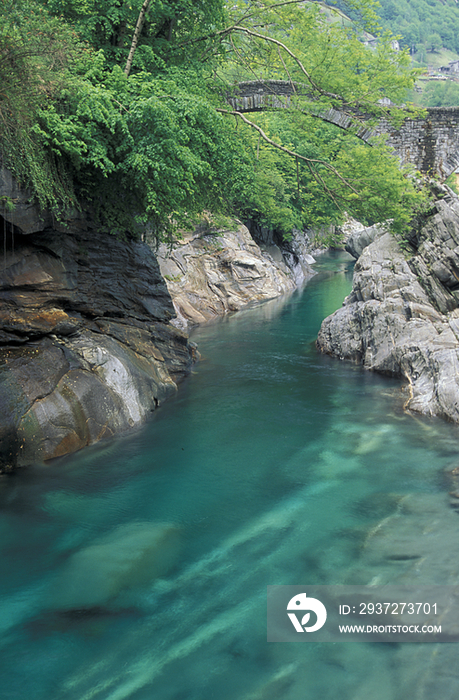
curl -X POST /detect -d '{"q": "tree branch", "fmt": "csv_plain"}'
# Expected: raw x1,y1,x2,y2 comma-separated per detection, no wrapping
230,26,343,102
216,108,360,195
175,0,313,51
277,44,296,95
305,160,345,212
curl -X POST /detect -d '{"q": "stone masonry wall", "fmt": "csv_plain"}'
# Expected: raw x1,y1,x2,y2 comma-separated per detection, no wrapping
380,107,459,180
227,82,459,179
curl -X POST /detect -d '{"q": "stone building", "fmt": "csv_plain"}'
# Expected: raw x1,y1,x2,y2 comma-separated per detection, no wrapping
439,60,459,76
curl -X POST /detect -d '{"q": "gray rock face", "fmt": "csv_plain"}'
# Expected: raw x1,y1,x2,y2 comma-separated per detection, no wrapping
345,222,387,260
158,224,314,329
0,173,194,470
277,228,318,286
0,167,90,235
317,189,459,422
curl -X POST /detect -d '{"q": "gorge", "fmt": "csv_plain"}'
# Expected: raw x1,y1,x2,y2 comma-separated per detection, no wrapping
2,251,459,700
3,161,459,700
0,166,323,469
4,0,459,698
4,166,459,466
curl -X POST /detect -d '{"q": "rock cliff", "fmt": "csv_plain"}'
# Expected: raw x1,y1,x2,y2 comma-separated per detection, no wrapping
317,187,459,422
157,223,316,329
0,170,194,471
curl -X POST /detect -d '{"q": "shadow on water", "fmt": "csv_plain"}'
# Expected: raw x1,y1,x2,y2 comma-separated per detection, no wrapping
1,251,459,699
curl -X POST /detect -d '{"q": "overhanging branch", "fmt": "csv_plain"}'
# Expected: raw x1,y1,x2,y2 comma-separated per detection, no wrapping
216,107,360,196
230,26,343,102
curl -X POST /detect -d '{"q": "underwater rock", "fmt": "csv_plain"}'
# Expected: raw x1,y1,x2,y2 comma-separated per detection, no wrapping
344,492,459,585
49,522,181,610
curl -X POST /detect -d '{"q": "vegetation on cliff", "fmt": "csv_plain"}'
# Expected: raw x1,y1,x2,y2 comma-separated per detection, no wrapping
0,0,428,240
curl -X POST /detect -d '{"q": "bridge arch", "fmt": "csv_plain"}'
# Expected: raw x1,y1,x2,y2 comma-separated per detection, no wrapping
226,81,459,180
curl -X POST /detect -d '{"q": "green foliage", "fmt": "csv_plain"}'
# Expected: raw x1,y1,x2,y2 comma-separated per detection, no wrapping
445,172,459,197
214,2,425,234
230,110,429,238
0,196,15,213
0,0,80,210
423,80,459,107
222,3,416,114
338,0,459,55
39,0,227,70
329,142,430,235
309,227,346,249
0,0,240,234
36,65,259,237
0,0,431,242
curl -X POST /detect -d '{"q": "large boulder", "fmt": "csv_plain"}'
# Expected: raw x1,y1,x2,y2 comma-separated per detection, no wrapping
317,188,459,422
344,222,387,260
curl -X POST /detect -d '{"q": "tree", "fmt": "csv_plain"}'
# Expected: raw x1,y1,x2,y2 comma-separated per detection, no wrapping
40,0,227,70
424,80,459,107
425,32,442,53
124,0,152,77
1,0,429,241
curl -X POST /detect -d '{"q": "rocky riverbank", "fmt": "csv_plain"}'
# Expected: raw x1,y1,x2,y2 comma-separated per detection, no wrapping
0,168,195,471
0,167,320,468
317,185,459,422
157,222,317,330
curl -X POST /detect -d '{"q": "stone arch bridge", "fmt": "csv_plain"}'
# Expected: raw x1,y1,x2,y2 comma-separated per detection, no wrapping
226,81,459,180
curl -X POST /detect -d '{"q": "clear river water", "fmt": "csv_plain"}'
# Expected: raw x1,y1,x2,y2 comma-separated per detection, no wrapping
1,251,459,700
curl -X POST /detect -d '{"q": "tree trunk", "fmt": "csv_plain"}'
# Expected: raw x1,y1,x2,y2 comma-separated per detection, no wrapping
124,0,152,77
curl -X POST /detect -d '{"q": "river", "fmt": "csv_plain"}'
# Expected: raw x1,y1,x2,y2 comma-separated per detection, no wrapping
1,251,459,699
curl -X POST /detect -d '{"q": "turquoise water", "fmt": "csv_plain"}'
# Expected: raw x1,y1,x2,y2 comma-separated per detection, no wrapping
1,251,459,699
